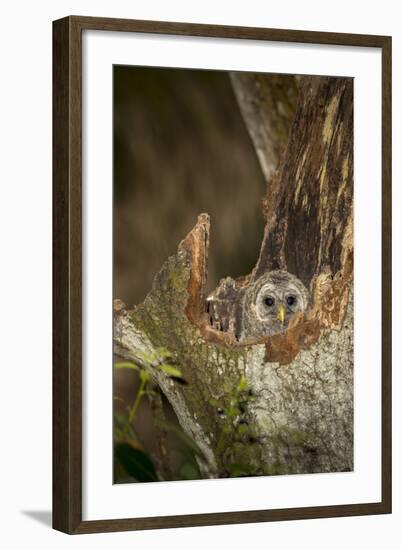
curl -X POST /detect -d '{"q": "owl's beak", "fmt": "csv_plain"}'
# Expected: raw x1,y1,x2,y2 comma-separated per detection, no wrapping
277,303,286,324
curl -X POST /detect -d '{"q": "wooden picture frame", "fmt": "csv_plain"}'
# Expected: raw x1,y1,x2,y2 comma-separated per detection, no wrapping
53,15,392,534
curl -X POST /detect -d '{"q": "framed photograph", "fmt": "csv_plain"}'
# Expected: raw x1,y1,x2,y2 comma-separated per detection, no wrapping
53,16,392,534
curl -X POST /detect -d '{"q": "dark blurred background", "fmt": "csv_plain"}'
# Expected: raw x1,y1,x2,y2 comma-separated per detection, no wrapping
113,65,266,306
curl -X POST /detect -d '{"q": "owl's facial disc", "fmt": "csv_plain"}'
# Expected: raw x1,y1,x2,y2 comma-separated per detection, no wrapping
242,270,309,340
255,281,306,328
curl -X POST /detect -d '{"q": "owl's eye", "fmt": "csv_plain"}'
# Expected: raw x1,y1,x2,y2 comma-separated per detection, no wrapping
264,296,275,307
286,295,296,306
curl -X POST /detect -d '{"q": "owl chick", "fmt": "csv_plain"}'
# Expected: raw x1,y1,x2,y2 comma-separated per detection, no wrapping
239,270,309,341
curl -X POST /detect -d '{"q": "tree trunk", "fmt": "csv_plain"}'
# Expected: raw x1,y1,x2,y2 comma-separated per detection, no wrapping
229,72,299,181
114,75,354,477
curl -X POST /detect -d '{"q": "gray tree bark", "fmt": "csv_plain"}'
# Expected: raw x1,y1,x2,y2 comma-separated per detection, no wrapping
230,72,299,181
114,74,354,477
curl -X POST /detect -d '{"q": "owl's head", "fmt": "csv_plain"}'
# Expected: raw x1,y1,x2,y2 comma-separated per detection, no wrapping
252,270,309,334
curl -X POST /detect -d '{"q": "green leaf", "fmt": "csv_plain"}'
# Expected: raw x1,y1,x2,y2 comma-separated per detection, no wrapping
114,361,140,371
156,347,174,360
227,405,239,419
159,364,187,385
238,376,248,392
159,364,182,378
237,424,249,435
139,370,150,383
114,443,158,482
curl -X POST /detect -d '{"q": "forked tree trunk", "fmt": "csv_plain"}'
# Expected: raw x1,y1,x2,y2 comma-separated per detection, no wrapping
114,75,354,477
